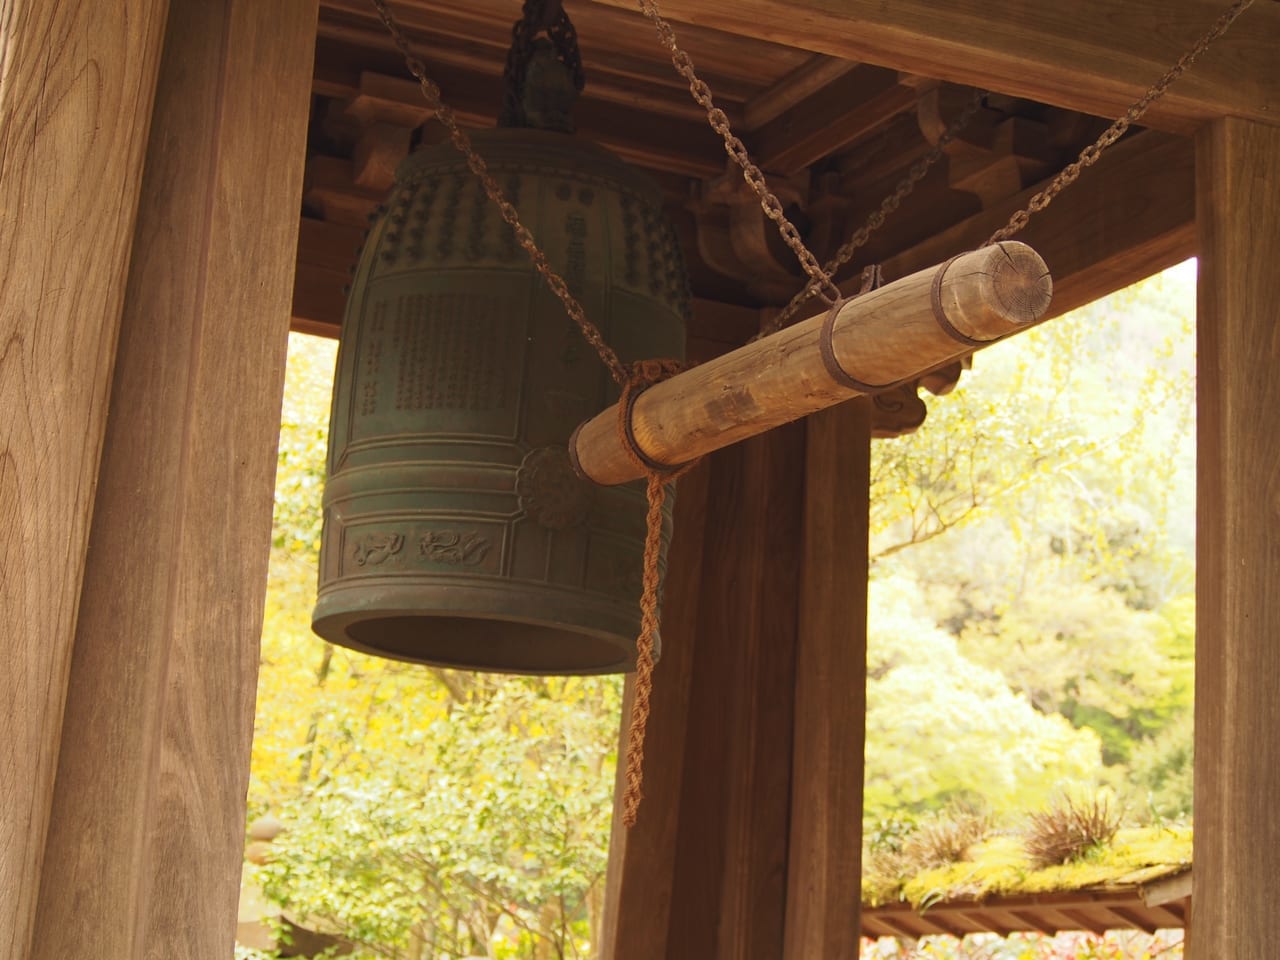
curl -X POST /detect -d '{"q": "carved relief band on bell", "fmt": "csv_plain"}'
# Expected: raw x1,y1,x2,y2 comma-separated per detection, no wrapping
350,532,405,567
419,530,492,566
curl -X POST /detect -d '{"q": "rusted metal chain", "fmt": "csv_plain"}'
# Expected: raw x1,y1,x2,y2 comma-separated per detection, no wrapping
370,0,629,387
371,0,697,831
635,0,842,305
985,0,1255,246
761,89,986,337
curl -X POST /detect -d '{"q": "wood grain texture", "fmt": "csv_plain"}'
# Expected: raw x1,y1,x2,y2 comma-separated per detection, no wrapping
0,3,169,955
606,426,804,959
589,0,1280,133
1188,117,1280,960
572,242,1052,484
711,426,805,960
742,54,859,131
751,66,918,176
28,0,317,957
599,460,711,960
880,130,1196,322
783,398,871,959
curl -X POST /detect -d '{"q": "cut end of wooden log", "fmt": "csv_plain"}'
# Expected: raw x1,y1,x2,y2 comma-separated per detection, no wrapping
937,242,1053,342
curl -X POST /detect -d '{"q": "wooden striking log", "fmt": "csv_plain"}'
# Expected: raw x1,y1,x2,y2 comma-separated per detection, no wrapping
571,241,1052,485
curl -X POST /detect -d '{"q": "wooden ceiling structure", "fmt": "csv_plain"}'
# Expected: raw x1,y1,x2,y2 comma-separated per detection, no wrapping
2,1,1277,960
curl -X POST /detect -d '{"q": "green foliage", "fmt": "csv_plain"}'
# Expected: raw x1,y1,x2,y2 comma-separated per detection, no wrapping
250,335,620,959
865,823,1191,909
256,676,620,958
865,263,1197,817
864,577,1104,819
862,930,1185,959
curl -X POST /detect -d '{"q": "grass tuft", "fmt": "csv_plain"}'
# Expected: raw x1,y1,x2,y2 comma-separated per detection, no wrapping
1024,794,1122,869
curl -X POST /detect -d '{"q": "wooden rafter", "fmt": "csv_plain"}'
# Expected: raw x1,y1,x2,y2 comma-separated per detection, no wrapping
588,0,1280,132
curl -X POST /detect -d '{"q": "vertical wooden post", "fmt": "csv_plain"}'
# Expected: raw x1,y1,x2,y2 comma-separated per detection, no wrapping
599,461,712,958
706,426,804,959
0,4,169,956
27,0,317,957
602,424,806,959
1189,117,1280,959
784,399,871,959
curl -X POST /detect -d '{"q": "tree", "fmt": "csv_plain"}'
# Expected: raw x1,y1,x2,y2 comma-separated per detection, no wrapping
248,334,622,959
866,263,1197,802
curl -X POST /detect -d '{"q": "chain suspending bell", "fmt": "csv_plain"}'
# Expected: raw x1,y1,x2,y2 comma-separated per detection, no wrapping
312,3,689,675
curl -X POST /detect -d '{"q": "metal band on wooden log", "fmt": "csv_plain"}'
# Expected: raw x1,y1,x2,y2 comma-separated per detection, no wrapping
571,241,1052,486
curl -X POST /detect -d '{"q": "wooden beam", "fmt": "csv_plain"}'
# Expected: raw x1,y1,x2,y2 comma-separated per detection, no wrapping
751,65,919,176
1189,116,1280,958
605,426,804,958
599,461,712,960
694,427,804,958
27,0,317,957
0,3,169,955
878,129,1195,321
1142,868,1193,907
742,54,859,130
783,398,871,959
323,0,805,90
571,242,1052,485
589,0,1280,133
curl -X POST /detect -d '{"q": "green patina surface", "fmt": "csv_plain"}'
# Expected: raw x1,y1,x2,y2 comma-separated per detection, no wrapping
863,826,1192,908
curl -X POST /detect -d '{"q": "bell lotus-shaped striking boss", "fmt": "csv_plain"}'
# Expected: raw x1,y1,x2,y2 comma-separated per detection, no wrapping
312,120,688,674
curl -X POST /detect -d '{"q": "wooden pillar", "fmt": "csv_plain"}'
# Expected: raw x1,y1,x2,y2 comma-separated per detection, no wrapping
1189,117,1280,959
599,461,713,958
784,399,871,959
602,399,871,957
0,4,169,955
25,1,317,957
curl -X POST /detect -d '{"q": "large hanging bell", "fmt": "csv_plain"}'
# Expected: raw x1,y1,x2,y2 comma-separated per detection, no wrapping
312,128,688,674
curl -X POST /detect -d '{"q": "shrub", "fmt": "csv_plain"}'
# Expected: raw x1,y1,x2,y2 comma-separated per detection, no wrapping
902,805,992,871
1024,795,1121,868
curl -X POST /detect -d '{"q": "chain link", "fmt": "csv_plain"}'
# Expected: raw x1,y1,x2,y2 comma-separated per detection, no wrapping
760,89,985,337
986,0,1254,246
635,0,843,304
500,0,587,128
371,0,629,386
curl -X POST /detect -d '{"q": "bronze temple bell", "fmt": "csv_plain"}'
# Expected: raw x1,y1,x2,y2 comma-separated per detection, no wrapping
312,34,689,674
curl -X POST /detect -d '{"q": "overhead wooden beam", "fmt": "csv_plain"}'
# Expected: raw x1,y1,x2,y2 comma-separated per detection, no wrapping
571,242,1052,485
1189,115,1280,958
312,59,729,179
742,53,859,130
589,0,1280,133
878,129,1195,320
318,0,799,96
750,65,919,175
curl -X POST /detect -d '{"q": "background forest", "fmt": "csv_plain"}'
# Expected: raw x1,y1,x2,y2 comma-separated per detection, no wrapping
242,263,1196,959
